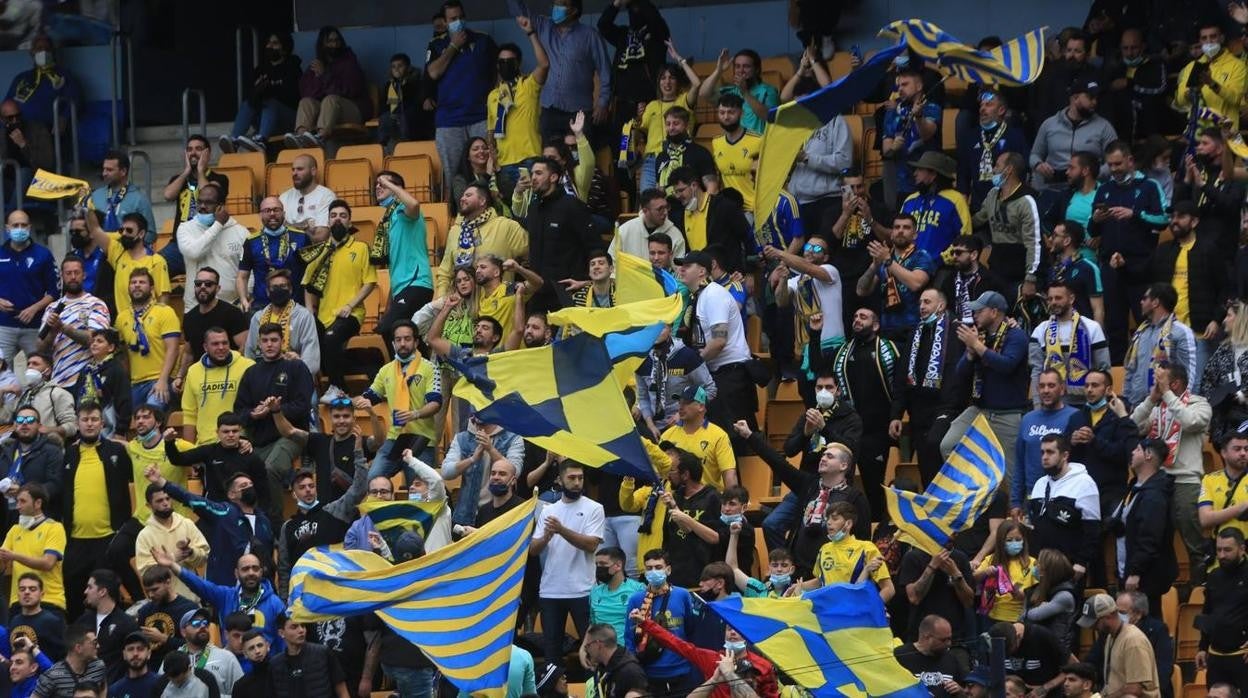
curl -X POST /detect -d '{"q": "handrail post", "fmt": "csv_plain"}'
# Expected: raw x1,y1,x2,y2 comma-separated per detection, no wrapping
52,97,63,174
109,33,120,147
235,27,245,112
128,149,151,205
125,36,136,145
182,89,207,145
70,101,80,175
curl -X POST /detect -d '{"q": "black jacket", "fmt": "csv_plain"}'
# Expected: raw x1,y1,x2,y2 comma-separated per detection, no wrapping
596,0,669,104
71,356,132,435
936,265,1011,319
596,647,649,698
234,358,315,447
670,192,753,273
783,401,863,474
62,438,133,534
1173,167,1246,260
0,434,64,511
1151,233,1227,331
1201,556,1248,653
890,313,967,421
524,190,600,283
1116,471,1179,596
271,642,338,698
165,440,271,508
1067,406,1137,503
77,605,137,682
250,54,302,110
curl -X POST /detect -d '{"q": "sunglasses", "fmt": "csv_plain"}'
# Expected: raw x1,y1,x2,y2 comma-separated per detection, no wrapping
14,415,36,425
803,243,825,254
193,280,217,288
185,618,210,629
329,397,353,408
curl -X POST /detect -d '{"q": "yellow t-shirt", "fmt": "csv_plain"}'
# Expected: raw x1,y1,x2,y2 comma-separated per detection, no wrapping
1199,469,1248,540
487,75,542,167
368,356,440,441
72,445,112,539
976,553,1036,621
127,437,194,521
660,421,737,491
815,536,889,587
181,352,256,444
115,303,181,383
307,240,377,326
1173,237,1195,325
712,131,762,212
477,282,521,340
683,192,711,251
2,518,66,609
642,92,696,155
107,233,172,317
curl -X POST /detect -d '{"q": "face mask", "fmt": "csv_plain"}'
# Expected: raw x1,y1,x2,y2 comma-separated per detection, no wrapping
268,287,292,307
829,529,847,543
1042,464,1062,480
894,54,910,68
296,499,319,511
33,51,49,67
683,194,698,212
194,212,216,227
1203,42,1221,58
724,641,747,653
991,172,1005,188
644,569,668,587
69,232,89,249
120,234,143,250
1117,612,1132,625
720,513,743,526
8,227,30,244
1123,55,1143,67
1087,397,1108,410
1032,564,1041,580
595,566,614,583
23,368,43,387
263,224,286,238
408,490,428,502
378,195,395,208
239,487,259,506
981,120,999,131
498,58,520,81
488,482,511,497
18,514,38,529
563,488,582,501
768,573,791,590
551,5,570,23
815,389,836,409
1005,540,1024,557
330,222,349,241
448,19,465,34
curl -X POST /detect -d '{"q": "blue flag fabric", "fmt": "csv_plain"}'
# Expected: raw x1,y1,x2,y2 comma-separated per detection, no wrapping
879,20,1046,86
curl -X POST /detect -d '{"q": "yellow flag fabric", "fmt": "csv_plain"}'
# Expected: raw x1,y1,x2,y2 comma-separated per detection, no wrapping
547,294,682,336
26,169,90,202
878,20,1047,87
614,251,666,303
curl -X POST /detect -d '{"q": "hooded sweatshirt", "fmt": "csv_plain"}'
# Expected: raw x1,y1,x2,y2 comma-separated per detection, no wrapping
1027,463,1101,567
134,510,211,602
1012,404,1080,508
181,351,254,445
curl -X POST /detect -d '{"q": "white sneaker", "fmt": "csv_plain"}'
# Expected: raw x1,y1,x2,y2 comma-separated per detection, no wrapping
283,132,302,149
319,385,348,404
298,131,323,148
237,135,264,152
217,134,236,154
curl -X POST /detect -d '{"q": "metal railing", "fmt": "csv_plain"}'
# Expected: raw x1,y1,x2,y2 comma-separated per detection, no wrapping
108,33,136,147
235,25,260,112
0,158,25,215
51,96,80,176
182,89,207,145
128,149,152,205
109,33,120,147
125,36,136,145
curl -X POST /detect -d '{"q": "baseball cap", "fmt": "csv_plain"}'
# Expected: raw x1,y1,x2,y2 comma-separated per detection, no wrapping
1069,77,1101,97
968,290,1008,313
180,608,212,628
674,385,708,405
393,530,426,562
674,250,712,270
1075,593,1116,628
965,666,994,688
1168,200,1199,217
122,630,149,648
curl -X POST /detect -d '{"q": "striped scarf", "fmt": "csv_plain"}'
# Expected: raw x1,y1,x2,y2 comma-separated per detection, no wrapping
300,232,355,297
792,275,822,352
258,302,295,354
452,207,496,268
1042,313,1093,394
1149,389,1191,467
907,314,947,389
832,335,897,406
369,199,402,266
1124,313,1175,392
972,322,1009,400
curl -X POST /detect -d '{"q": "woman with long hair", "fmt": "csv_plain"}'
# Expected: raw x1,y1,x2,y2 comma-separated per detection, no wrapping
973,520,1036,624
450,137,506,215
73,328,132,437
1023,548,1079,653
285,25,370,148
1202,298,1248,443
636,38,703,193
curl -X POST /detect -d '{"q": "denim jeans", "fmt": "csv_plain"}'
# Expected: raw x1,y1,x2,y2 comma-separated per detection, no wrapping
639,154,658,193
1193,336,1217,394
602,515,641,575
232,98,296,139
131,380,166,411
382,664,435,698
538,596,590,663
0,326,38,367
762,491,802,552
366,438,438,487
159,240,185,278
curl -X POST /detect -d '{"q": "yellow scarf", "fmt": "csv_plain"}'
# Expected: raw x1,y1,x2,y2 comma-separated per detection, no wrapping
393,355,424,408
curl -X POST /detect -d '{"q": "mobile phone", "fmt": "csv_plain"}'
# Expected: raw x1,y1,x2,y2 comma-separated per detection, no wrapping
519,166,530,179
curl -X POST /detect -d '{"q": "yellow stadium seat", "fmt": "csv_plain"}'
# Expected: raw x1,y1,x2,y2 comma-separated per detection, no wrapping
233,213,260,232
350,205,384,246
766,400,804,438
325,157,376,208
944,76,969,101
219,152,266,190
1171,666,1181,698
827,52,855,81
842,113,864,167
422,201,450,264
863,127,883,180
1174,532,1190,586
392,141,442,194
1177,602,1201,661
267,148,326,196
894,462,920,488
1161,586,1178,635
774,380,800,402
215,166,256,214
761,56,795,85
1183,684,1207,698
941,108,960,152
276,146,324,170
336,143,385,174
1188,585,1205,606
385,155,437,204
754,384,768,431
753,532,770,579
695,122,724,141
566,683,587,698
736,456,773,510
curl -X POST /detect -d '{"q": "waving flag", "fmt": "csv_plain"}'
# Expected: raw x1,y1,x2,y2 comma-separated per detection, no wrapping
289,498,537,698
26,169,90,202
879,20,1046,86
754,43,906,234
356,499,445,539
448,332,656,482
710,582,928,698
884,413,1005,556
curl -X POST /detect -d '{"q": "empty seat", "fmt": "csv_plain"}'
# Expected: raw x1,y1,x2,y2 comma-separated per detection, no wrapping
392,141,442,195
384,154,437,204
336,144,385,174
215,166,256,214
325,158,376,207
218,152,266,189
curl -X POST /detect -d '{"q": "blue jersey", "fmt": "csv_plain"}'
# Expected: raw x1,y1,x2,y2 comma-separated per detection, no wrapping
754,190,803,253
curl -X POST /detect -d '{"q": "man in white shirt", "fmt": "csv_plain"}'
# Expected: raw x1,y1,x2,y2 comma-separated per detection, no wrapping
609,188,686,261
278,155,336,232
529,460,604,664
675,250,755,450
175,182,248,311
768,234,844,372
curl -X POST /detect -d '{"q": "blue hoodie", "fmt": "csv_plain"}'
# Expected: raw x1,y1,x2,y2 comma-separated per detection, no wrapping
1012,405,1080,508
177,568,287,652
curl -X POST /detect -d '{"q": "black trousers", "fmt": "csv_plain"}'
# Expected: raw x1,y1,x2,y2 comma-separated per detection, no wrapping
1101,261,1149,364
104,518,144,602
708,362,759,454
318,315,362,389
376,285,433,345
855,423,892,521
66,535,112,620
1208,651,1248,693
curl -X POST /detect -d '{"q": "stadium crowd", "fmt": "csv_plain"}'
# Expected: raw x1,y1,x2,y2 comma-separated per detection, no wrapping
1,0,1248,696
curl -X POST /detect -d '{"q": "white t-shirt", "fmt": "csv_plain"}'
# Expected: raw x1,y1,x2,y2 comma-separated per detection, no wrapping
786,264,844,347
533,495,605,598
695,281,751,370
280,184,337,228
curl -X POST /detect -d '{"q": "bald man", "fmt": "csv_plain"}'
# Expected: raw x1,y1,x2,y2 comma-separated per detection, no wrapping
237,196,311,311
278,154,336,232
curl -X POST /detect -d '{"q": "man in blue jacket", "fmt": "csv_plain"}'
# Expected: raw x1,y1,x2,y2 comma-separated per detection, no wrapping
942,291,1029,494
0,209,57,364
1087,140,1168,362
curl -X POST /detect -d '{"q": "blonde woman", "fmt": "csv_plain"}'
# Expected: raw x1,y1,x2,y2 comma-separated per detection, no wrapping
1202,298,1248,443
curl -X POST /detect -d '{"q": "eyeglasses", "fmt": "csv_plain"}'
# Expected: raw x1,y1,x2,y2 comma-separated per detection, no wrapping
193,280,216,288
329,397,353,408
949,248,971,256
195,201,219,211
367,488,394,496
259,207,282,214
121,226,140,234
803,243,825,254
185,618,210,629
14,415,36,425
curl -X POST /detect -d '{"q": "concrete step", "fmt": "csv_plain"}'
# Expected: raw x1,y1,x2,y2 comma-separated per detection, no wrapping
133,121,234,144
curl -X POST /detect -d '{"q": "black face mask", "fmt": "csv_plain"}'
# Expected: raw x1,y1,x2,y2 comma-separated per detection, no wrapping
268,286,292,307
69,232,89,249
120,234,142,250
239,487,258,506
266,48,283,63
498,58,520,81
595,566,613,583
330,223,349,242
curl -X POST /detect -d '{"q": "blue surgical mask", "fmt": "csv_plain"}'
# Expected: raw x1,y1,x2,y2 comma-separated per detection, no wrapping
768,573,791,589
378,195,396,208
195,212,216,227
263,225,286,238
991,172,1004,188
1123,55,1144,67
1005,540,1024,556
551,5,570,23
644,569,667,587
408,490,428,502
1203,42,1221,58
1087,397,1108,410
720,513,743,526
894,54,910,68
488,482,510,497
448,19,465,34
297,499,319,511
981,121,999,132
1032,564,1041,580
1117,611,1132,625
7,226,30,244
829,529,847,543
724,641,747,652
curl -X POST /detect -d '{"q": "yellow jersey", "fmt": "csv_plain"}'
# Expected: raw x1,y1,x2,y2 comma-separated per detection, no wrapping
815,536,889,587
106,232,172,317
1173,237,1195,325
712,131,762,212
72,445,113,539
976,554,1036,621
683,191,711,250
641,92,696,155
115,303,180,383
306,240,377,326
127,437,194,520
1199,468,1248,539
487,75,543,167
659,420,737,491
477,282,522,340
2,518,66,609
367,356,441,441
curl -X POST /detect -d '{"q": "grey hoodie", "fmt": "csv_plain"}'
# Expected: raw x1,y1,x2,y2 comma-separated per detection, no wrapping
1029,108,1118,190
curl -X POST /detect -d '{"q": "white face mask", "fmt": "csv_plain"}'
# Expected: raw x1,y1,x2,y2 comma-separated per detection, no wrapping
23,368,42,387
815,389,836,409
1203,42,1221,58
32,51,49,68
18,514,39,529
683,193,698,212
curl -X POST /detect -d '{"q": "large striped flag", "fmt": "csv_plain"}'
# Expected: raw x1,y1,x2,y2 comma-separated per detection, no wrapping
447,331,657,482
884,413,1006,556
710,582,928,698
754,43,906,234
356,499,445,538
289,497,537,698
879,20,1046,86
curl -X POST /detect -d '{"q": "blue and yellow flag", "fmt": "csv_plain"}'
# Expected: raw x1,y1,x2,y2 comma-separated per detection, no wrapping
613,251,669,304
884,413,1005,556
548,294,681,388
26,169,90,202
356,499,445,538
448,332,656,482
879,20,1046,86
710,582,928,698
754,44,906,234
289,497,537,698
